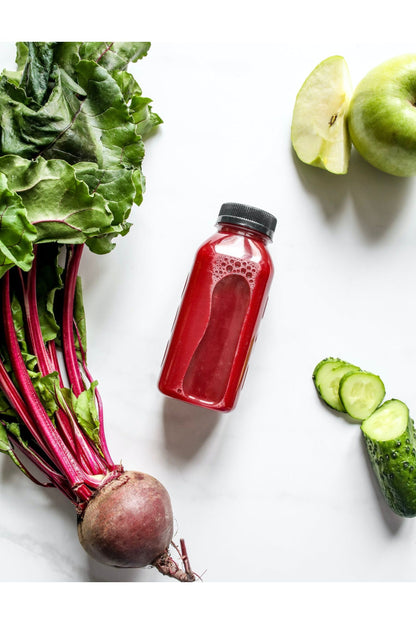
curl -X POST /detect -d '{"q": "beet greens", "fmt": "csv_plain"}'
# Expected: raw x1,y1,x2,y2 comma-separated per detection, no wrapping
0,42,194,581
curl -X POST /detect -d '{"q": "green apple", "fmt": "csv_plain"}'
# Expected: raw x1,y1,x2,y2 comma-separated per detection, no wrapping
291,55,353,174
348,54,416,177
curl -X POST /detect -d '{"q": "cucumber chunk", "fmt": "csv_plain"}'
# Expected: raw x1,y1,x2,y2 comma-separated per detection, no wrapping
361,400,416,517
313,357,360,411
339,371,385,421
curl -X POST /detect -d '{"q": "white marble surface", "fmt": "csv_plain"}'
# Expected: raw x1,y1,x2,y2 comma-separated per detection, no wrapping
2,41,416,584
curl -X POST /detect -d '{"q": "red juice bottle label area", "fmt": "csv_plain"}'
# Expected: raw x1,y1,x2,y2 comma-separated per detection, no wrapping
158,203,277,412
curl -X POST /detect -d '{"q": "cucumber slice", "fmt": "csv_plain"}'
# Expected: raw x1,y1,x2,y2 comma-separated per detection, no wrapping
361,399,408,441
313,357,360,411
362,400,416,517
339,371,385,421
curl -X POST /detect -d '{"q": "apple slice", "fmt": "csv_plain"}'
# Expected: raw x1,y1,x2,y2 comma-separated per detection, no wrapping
291,55,353,174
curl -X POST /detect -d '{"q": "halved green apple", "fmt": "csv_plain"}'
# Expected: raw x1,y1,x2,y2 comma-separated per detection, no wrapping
291,55,353,174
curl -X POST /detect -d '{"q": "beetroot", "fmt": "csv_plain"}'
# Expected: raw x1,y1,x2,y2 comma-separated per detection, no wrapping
0,41,194,581
0,245,195,581
0,42,195,582
78,471,174,569
77,471,195,580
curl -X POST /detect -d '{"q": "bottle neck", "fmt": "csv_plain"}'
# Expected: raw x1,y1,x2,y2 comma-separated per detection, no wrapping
216,222,271,245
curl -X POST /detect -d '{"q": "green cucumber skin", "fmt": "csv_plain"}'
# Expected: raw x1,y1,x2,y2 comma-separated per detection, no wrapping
312,357,357,381
312,357,360,412
363,417,416,517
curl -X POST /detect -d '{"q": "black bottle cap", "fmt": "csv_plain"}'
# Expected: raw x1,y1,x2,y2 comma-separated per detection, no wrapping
217,203,277,241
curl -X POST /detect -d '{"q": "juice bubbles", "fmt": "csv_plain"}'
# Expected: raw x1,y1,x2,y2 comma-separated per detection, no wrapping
158,203,276,412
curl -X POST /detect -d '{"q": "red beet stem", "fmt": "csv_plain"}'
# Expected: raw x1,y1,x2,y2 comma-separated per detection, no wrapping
46,338,107,474
73,320,115,468
62,244,85,397
0,356,52,460
47,340,64,385
23,243,110,476
23,246,109,477
2,426,78,501
1,271,96,502
55,389,108,475
22,250,54,376
61,244,115,469
20,257,79,459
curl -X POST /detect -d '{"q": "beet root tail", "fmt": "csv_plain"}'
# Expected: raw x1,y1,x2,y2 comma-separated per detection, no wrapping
153,539,196,582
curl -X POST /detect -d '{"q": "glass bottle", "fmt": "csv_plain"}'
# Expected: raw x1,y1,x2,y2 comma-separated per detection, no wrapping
158,202,276,412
